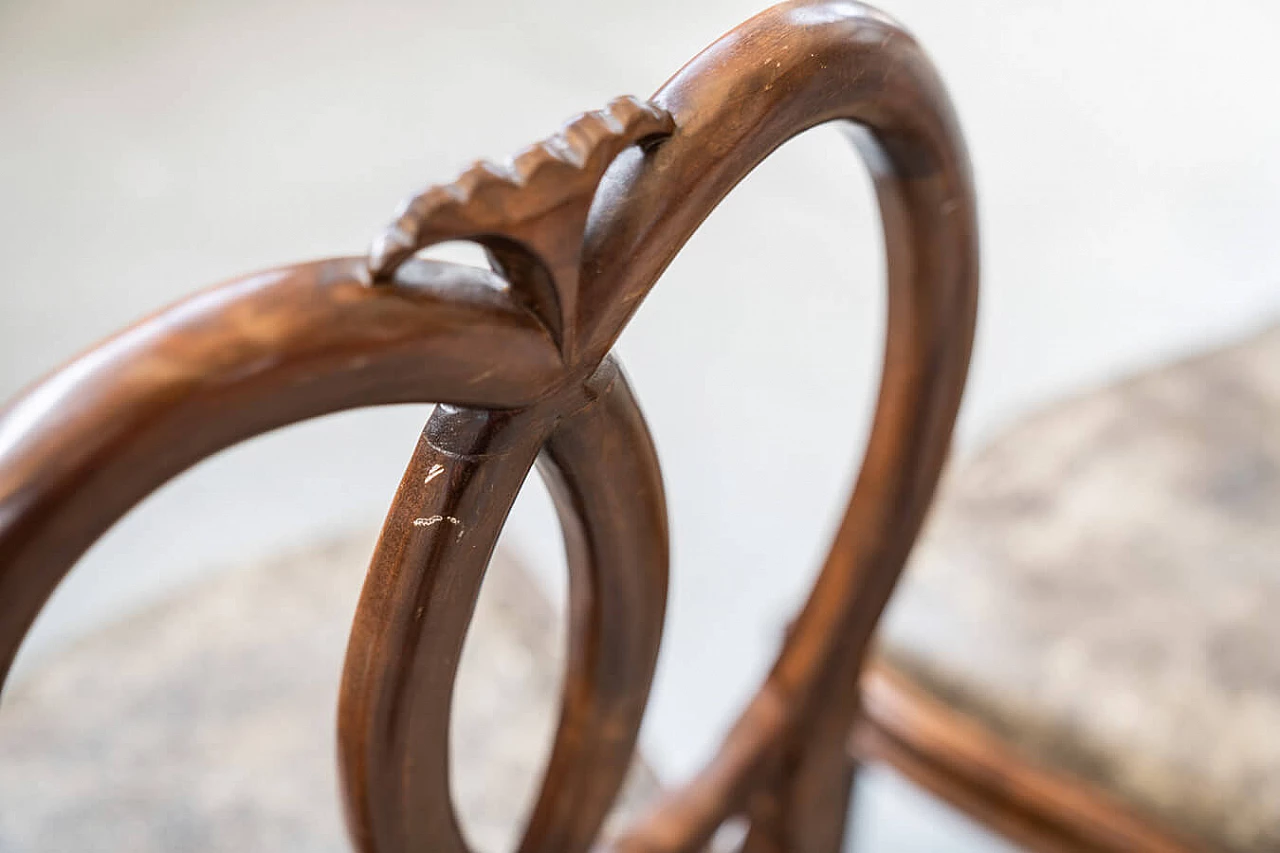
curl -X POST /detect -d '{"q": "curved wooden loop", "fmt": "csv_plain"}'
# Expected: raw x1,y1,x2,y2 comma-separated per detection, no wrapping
338,358,668,853
338,400,550,853
349,1,977,846
573,2,979,850
525,364,668,853
0,258,562,686
0,2,976,853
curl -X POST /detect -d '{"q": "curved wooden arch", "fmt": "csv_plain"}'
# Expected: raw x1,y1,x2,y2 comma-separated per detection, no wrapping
0,258,563,683
586,3,978,850
337,359,670,853
0,2,978,852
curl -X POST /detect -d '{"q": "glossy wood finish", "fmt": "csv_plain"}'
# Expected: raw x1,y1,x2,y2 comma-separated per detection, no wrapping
595,4,977,849
338,360,669,853
0,258,563,682
854,662,1206,853
0,2,991,851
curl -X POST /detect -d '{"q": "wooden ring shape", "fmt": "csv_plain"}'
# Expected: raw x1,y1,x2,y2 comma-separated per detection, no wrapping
0,2,978,852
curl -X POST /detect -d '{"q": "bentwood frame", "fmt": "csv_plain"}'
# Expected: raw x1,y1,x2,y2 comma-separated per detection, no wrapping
0,2,1147,851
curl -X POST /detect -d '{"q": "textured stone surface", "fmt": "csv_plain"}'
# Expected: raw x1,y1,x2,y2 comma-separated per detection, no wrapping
881,325,1280,852
0,535,657,852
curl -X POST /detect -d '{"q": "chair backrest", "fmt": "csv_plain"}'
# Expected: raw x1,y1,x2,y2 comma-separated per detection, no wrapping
0,2,978,850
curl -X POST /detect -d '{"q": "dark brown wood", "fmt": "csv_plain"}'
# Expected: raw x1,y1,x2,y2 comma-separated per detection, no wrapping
368,95,675,361
853,662,1209,853
590,3,979,849
0,1,1035,851
338,359,669,853
343,1,980,846
0,258,563,683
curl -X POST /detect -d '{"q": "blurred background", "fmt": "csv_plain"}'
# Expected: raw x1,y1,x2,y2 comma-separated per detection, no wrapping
1,0,1279,849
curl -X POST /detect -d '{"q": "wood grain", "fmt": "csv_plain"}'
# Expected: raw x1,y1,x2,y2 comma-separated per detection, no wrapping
0,2,989,851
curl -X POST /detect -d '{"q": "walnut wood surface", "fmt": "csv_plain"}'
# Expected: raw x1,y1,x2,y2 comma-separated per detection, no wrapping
0,2,985,851
338,360,669,853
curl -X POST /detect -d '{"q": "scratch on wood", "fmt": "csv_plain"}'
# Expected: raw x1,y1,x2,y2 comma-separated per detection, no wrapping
423,463,445,486
412,514,465,539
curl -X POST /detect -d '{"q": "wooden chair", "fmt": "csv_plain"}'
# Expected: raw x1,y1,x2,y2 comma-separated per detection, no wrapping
0,1,1259,850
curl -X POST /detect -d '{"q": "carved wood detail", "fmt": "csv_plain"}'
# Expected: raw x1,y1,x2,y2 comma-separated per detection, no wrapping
0,2,997,851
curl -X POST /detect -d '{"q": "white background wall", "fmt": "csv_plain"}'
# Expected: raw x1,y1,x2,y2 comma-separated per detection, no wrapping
2,0,1279,784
